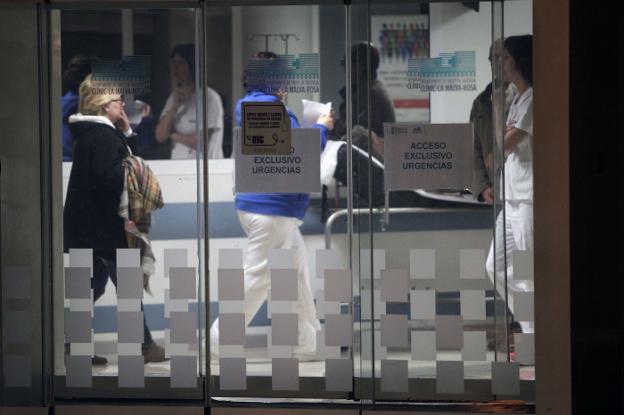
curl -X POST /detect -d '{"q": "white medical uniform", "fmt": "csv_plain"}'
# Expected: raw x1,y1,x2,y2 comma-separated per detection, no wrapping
210,212,321,356
160,86,224,159
486,87,534,333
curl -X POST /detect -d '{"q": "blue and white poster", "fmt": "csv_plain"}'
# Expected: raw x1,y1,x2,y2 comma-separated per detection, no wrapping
371,15,430,122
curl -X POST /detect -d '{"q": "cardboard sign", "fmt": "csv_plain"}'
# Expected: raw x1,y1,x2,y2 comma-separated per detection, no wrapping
234,127,321,193
384,123,473,191
241,102,292,155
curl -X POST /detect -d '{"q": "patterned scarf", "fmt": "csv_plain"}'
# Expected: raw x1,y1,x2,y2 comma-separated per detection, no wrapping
119,155,164,295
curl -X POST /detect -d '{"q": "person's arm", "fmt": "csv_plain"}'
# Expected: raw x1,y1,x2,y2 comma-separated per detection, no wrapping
91,131,125,192
314,112,334,151
470,102,493,200
171,132,198,148
503,127,529,156
155,94,182,142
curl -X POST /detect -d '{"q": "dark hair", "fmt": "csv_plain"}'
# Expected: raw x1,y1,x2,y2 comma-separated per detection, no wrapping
171,43,195,81
504,35,532,85
62,54,91,93
354,42,380,79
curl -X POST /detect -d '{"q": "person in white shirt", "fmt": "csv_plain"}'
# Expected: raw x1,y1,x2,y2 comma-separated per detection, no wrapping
155,44,224,159
485,35,534,335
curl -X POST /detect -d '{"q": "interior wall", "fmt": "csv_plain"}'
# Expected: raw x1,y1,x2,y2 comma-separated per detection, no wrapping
429,1,533,123
0,4,45,405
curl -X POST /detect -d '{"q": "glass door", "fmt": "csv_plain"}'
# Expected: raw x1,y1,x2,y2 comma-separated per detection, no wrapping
203,0,360,403
52,3,206,401
348,0,535,404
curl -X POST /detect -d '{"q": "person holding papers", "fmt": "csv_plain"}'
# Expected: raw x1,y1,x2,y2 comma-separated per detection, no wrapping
210,51,334,359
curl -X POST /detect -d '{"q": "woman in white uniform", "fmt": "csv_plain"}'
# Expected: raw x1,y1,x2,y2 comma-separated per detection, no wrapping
155,44,224,159
485,35,534,334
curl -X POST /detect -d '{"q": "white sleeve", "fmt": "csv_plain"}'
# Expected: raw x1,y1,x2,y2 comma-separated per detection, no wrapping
160,93,175,119
205,87,224,130
513,97,533,136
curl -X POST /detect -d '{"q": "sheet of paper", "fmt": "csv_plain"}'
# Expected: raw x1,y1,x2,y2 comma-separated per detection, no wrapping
301,99,331,128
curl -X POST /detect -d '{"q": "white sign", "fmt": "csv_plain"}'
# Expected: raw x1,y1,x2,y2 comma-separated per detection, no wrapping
234,128,321,193
384,123,473,191
241,102,292,155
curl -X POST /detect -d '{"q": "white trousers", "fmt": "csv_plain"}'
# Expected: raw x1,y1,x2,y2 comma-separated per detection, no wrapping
210,211,321,353
485,201,534,333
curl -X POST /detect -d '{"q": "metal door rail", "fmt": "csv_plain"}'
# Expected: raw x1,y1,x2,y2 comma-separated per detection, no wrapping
324,207,478,249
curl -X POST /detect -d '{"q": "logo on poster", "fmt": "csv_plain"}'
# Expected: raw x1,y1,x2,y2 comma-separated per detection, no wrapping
407,51,476,92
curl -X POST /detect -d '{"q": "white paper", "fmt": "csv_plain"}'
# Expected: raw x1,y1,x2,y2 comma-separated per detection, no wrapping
301,99,331,128
234,128,321,193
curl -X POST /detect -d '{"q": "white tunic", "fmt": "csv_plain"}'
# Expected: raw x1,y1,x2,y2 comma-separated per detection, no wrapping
160,86,224,160
504,87,533,201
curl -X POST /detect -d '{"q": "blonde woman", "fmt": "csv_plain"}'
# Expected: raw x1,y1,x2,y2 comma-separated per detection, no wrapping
64,75,166,364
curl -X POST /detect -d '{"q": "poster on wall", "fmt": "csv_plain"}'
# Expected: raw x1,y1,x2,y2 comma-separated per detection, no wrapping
371,15,430,122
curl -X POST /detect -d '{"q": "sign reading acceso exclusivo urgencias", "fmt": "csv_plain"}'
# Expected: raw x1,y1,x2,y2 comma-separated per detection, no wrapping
234,127,321,194
384,123,473,191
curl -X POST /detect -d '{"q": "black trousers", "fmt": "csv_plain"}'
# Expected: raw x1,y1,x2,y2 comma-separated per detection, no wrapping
93,256,153,345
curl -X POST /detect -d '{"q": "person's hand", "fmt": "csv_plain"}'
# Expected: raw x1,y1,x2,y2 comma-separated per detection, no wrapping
484,152,493,171
116,107,130,133
124,219,135,232
317,111,334,131
371,130,384,156
141,103,152,118
172,86,192,109
480,186,494,204
171,132,181,143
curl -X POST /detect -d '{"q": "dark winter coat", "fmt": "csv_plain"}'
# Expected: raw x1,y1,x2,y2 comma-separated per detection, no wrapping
63,118,130,260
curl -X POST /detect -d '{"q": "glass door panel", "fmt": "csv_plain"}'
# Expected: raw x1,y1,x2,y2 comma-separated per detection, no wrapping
53,5,205,401
351,0,535,403
204,1,359,402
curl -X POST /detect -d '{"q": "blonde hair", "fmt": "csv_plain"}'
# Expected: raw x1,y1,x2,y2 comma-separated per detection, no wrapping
78,74,121,115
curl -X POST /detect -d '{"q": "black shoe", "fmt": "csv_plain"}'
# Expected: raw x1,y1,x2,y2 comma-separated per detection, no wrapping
142,342,168,363
92,355,108,365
